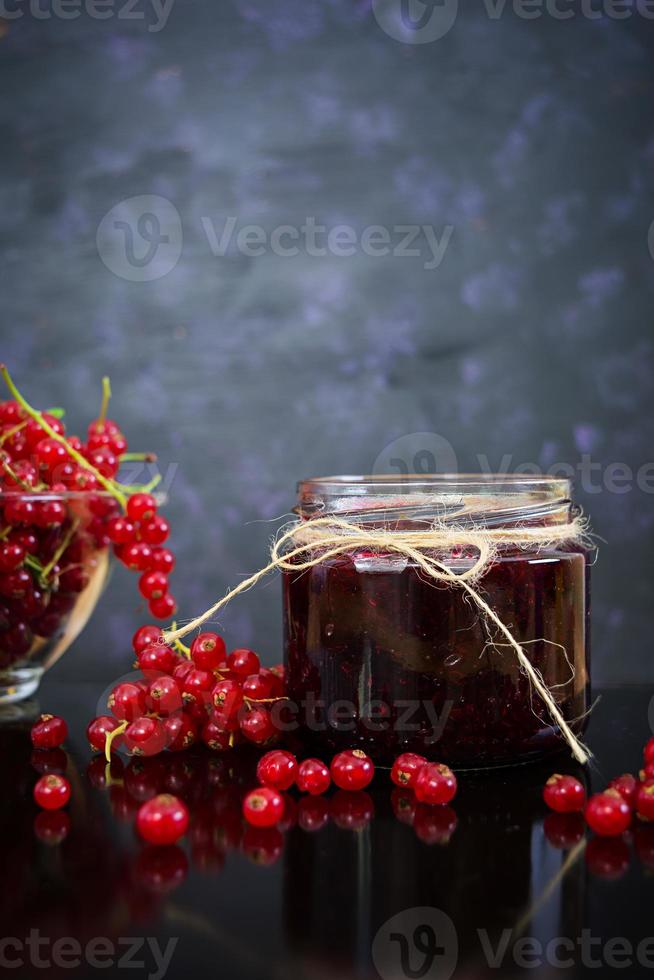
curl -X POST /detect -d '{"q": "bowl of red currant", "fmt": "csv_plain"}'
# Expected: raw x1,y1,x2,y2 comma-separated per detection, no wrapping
0,367,178,704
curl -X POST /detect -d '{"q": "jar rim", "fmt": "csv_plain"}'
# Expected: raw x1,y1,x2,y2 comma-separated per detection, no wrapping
298,473,571,495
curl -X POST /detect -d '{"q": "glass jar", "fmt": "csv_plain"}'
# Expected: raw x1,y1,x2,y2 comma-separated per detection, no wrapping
282,475,591,767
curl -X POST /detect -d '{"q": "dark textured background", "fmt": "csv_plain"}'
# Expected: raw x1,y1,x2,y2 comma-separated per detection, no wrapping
0,0,652,686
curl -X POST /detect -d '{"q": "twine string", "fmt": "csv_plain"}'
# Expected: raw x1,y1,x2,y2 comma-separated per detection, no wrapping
164,514,591,764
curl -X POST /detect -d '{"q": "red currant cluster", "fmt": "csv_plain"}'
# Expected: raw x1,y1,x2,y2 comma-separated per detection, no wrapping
86,630,286,758
541,738,654,878
0,368,178,668
30,714,72,813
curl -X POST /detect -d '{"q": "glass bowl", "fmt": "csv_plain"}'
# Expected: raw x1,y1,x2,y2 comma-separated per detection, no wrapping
0,491,115,703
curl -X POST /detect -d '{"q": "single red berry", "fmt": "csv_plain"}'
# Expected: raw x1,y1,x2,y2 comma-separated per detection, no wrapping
148,593,177,620
139,570,168,600
226,648,261,677
173,659,194,684
120,541,153,572
85,445,118,478
33,809,71,845
585,791,632,836
239,706,275,744
30,714,68,749
87,715,123,753
242,672,275,701
645,738,654,766
414,763,457,806
33,774,71,810
212,678,244,718
138,644,177,674
390,752,427,789
257,750,298,791
125,717,168,757
0,541,25,572
126,493,158,523
0,568,32,599
106,516,136,545
608,773,638,808
150,547,175,575
297,758,331,795
543,774,586,814
108,682,147,721
132,624,164,654
139,514,170,545
136,793,189,845
147,676,183,716
164,712,198,752
641,763,654,781
330,749,375,792
190,632,227,671
243,786,285,828
635,780,654,822
182,668,214,705
201,719,232,751
35,437,68,476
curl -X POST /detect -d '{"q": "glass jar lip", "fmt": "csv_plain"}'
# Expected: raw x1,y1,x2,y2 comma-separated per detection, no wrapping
297,474,571,496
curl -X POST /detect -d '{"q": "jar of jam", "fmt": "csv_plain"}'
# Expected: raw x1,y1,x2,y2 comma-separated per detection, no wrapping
282,475,590,767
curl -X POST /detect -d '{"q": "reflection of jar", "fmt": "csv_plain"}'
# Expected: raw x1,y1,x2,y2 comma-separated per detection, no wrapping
283,475,591,766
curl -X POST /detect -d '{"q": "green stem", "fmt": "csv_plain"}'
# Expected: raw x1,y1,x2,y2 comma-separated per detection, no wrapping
0,420,28,445
105,720,128,762
41,520,79,581
118,452,158,463
1,458,34,492
0,365,127,510
96,376,111,430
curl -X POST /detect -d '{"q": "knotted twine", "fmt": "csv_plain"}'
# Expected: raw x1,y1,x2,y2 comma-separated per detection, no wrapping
164,514,592,764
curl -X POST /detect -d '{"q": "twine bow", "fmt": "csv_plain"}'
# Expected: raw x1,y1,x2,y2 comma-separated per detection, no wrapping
165,514,591,764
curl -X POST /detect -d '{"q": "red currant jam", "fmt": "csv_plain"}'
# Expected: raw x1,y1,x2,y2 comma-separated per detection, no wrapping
283,476,591,767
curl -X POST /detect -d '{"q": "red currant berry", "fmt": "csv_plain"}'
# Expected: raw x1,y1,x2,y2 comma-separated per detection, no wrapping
239,706,275,744
108,682,147,721
148,676,183,716
138,644,177,675
182,668,214,705
390,752,427,789
30,713,68,749
297,758,331,795
165,712,198,752
139,514,170,545
242,672,275,701
33,774,71,810
0,568,32,599
35,438,68,476
212,678,244,717
608,773,638,808
87,715,123,753
414,763,457,806
190,632,227,671
119,541,153,572
645,738,654,766
139,570,168,600
543,774,586,814
106,516,136,545
86,446,118,478
124,717,168,756
636,780,654,821
136,793,189,845
132,624,164,654
226,648,260,677
330,749,374,792
257,750,298,791
201,719,232,751
641,763,654,781
148,593,177,620
0,541,25,572
391,788,417,826
150,547,175,575
127,493,158,523
33,809,71,845
243,786,284,828
585,791,632,836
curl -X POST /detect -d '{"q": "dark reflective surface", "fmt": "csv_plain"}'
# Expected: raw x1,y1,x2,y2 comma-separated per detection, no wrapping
0,681,652,980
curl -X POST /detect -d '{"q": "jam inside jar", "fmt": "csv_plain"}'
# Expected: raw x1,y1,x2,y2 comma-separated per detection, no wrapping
283,475,591,767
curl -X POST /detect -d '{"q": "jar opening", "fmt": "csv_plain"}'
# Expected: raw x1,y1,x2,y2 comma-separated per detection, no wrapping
296,474,573,529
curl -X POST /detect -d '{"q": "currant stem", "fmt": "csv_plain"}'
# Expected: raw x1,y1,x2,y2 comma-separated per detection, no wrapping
0,365,128,509
97,376,111,430
0,457,35,492
118,452,158,463
104,720,128,762
40,519,79,581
